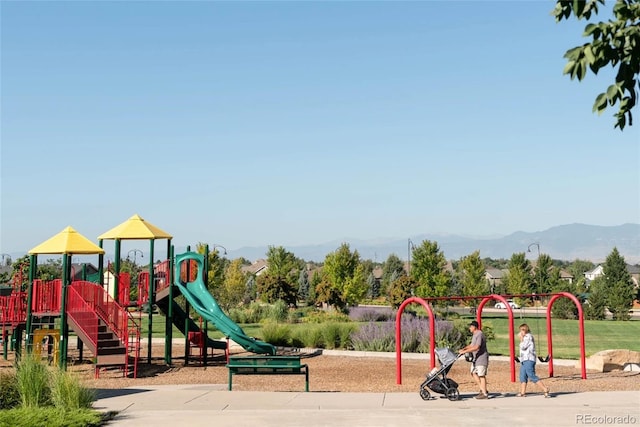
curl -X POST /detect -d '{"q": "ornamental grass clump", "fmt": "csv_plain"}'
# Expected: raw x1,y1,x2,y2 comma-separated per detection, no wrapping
50,369,95,411
261,321,292,346
16,354,50,408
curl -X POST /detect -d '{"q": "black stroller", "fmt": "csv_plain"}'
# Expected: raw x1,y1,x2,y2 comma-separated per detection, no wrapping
419,347,464,401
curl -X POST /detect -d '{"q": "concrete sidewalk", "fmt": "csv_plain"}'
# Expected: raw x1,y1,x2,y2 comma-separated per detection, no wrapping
95,385,640,427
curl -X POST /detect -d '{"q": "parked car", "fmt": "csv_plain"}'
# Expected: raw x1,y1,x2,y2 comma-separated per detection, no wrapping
495,300,520,309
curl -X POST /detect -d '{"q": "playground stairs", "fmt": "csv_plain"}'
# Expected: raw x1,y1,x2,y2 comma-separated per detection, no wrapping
66,316,125,366
66,281,140,377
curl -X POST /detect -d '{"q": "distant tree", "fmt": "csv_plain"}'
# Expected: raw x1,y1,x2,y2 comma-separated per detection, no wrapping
410,240,453,303
381,254,405,296
366,272,374,299
37,258,63,281
215,259,248,310
256,246,302,306
566,259,595,280
533,254,554,294
603,247,634,320
388,275,415,308
244,275,256,303
458,251,488,307
550,269,579,319
585,276,607,320
298,269,310,304
554,0,640,130
504,253,532,307
320,243,368,311
257,274,297,305
196,243,227,292
265,246,303,284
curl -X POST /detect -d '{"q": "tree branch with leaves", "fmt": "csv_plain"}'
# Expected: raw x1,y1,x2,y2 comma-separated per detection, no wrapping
554,0,639,129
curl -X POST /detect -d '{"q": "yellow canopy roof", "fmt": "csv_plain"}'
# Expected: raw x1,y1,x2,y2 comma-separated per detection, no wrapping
29,226,105,255
98,214,172,240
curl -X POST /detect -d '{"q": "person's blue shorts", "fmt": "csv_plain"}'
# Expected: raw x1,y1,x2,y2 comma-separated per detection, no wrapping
520,360,540,383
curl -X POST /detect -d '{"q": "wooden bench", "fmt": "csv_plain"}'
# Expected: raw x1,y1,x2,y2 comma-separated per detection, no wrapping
226,355,309,392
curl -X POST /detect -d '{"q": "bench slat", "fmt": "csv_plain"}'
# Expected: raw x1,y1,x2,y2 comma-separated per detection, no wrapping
226,357,309,392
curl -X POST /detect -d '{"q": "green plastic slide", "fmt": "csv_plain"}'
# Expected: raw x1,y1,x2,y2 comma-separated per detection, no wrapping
174,252,276,355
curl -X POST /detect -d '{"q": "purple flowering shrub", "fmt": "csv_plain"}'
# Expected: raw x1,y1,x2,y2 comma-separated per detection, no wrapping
350,315,467,353
347,306,395,322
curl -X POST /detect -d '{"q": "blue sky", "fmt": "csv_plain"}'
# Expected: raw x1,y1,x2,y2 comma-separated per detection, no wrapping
1,1,638,256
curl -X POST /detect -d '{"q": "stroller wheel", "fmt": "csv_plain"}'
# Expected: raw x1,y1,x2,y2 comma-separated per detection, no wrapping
445,387,460,401
419,385,431,401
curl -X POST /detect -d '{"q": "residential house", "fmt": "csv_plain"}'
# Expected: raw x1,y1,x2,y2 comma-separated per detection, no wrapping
485,267,507,292
241,259,268,276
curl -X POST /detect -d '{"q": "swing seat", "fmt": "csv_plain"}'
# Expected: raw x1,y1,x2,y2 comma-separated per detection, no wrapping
538,355,550,363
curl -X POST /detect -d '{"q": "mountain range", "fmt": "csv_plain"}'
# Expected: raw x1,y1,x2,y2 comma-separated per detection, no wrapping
225,223,640,264
7,223,638,266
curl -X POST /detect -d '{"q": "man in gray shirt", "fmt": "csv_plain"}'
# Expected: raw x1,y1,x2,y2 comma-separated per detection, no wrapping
459,320,489,399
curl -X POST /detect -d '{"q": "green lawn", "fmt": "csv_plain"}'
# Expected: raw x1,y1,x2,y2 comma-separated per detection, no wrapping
134,313,639,360
482,316,640,359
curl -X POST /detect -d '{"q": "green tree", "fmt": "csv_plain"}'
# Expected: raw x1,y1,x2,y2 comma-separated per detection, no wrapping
504,253,532,307
533,253,554,294
256,246,302,306
257,273,298,305
602,247,634,320
215,259,248,310
196,243,227,292
566,259,595,280
388,274,415,308
457,251,488,306
320,243,368,311
585,276,607,320
410,240,452,302
298,269,310,304
381,254,405,296
37,258,63,281
550,269,579,319
554,0,640,129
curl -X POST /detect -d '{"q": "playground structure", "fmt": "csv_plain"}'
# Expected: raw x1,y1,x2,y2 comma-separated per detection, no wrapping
395,292,587,385
0,214,275,377
0,214,589,384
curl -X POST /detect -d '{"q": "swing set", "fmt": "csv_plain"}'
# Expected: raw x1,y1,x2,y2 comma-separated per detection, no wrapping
395,292,586,385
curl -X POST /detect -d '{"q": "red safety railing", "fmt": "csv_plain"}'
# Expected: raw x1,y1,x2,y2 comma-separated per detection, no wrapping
32,279,62,314
138,272,149,305
0,292,27,324
71,281,129,345
155,260,171,294
127,322,141,378
67,285,99,348
118,273,130,307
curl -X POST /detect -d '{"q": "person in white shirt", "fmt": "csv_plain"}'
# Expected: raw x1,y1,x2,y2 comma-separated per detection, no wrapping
517,323,551,398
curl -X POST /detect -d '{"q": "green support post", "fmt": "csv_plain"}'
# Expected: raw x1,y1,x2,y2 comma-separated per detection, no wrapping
25,254,37,352
98,241,104,287
165,244,174,365
147,241,155,364
59,254,70,369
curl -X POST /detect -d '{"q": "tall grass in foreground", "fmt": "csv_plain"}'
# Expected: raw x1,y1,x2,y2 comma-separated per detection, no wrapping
50,369,95,410
16,354,50,408
0,354,101,427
